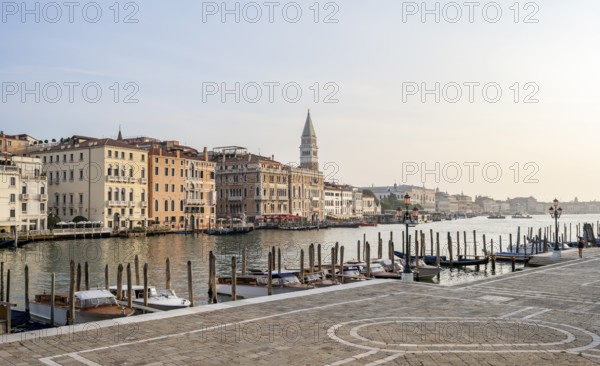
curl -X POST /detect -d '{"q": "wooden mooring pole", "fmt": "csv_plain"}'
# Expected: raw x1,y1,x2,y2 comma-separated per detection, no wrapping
188,260,195,306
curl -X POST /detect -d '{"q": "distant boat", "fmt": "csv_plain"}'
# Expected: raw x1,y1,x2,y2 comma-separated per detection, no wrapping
487,214,506,219
511,213,532,219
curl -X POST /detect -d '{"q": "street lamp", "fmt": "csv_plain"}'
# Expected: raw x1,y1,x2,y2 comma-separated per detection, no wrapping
397,194,419,282
549,198,562,258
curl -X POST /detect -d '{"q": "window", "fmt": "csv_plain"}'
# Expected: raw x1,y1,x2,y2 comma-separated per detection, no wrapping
62,171,66,181
9,209,15,218
141,154,145,162
79,152,84,161
164,200,168,212
79,194,83,204
154,183,159,192
108,150,112,158
171,184,175,192
121,188,126,201
141,168,145,179
164,167,168,176
69,194,73,204
69,153,74,162
40,203,45,212
155,167,159,175
129,152,133,160
129,189,134,201
155,200,159,212
141,190,146,202
69,170,74,181
41,186,45,194
171,200,175,211
165,184,168,192
62,194,66,204
129,168,133,177
43,156,47,163
9,194,16,202
121,152,125,159
108,188,112,201
49,156,53,163
79,170,84,180
10,177,16,186
22,185,27,194
171,168,175,176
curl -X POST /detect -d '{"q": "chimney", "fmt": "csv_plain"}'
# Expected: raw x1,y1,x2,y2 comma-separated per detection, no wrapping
203,147,208,161
271,154,274,161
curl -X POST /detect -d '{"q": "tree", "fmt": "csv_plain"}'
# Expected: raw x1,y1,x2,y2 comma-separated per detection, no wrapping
44,139,48,143
72,216,88,223
48,213,61,229
51,138,56,143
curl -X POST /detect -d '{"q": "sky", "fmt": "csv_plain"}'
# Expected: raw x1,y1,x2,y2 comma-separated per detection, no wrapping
2,0,599,203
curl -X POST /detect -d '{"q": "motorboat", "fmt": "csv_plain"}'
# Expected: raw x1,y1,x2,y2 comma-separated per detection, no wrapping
511,213,532,219
109,285,191,311
29,289,134,325
217,271,312,299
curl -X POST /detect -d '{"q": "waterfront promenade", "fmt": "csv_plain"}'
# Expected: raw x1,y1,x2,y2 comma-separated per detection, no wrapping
2,249,600,365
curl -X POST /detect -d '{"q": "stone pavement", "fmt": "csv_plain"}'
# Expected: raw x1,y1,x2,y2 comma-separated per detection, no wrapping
2,248,600,365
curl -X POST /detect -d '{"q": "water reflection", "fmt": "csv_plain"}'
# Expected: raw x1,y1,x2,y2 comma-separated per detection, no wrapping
2,214,599,311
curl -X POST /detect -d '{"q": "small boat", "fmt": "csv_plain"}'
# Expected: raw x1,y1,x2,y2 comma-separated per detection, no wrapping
204,226,254,235
217,271,312,299
109,285,191,311
29,290,135,325
358,221,378,227
487,214,506,219
511,213,532,219
395,251,488,267
493,252,532,262
0,239,32,249
303,271,338,287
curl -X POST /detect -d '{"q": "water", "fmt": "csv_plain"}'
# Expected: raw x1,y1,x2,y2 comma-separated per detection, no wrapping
2,214,598,311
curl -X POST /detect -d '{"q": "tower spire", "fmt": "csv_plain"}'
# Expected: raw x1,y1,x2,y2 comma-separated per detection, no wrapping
300,109,318,170
117,125,123,141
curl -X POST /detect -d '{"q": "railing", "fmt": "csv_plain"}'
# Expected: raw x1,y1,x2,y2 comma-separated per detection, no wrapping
107,201,128,207
29,229,52,235
53,227,111,235
228,196,243,201
139,178,147,184
40,194,48,201
185,199,205,205
20,194,29,200
140,201,148,207
0,166,19,173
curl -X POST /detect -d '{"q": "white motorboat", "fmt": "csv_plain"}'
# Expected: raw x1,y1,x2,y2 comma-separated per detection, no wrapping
29,289,135,325
217,271,311,299
109,285,191,311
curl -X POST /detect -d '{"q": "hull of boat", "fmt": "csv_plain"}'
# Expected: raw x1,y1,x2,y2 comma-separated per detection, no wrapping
29,302,134,325
216,284,308,299
133,298,190,311
414,266,441,279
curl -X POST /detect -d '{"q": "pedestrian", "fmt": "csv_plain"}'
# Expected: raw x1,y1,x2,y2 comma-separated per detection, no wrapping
578,237,585,258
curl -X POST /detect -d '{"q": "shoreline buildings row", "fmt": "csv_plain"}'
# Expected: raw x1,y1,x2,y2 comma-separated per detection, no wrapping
3,111,600,234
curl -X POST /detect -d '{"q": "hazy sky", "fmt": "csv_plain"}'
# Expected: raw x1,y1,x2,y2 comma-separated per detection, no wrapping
2,1,599,203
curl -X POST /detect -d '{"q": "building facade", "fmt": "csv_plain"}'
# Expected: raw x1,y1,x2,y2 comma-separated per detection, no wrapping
31,136,149,229
287,166,324,221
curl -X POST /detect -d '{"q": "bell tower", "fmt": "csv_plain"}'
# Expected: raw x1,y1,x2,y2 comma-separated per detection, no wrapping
300,109,318,170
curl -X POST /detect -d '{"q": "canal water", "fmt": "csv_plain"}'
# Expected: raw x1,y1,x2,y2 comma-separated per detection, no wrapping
2,214,599,310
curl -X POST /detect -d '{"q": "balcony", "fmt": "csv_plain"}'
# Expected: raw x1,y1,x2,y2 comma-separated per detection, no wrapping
107,176,117,182
185,198,204,205
128,201,136,207
0,166,19,173
140,201,148,207
128,177,137,183
139,178,148,184
228,196,243,201
107,201,128,207
20,194,30,200
40,194,48,201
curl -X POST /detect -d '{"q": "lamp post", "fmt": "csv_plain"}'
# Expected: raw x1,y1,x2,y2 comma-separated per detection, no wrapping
549,198,562,258
397,194,419,282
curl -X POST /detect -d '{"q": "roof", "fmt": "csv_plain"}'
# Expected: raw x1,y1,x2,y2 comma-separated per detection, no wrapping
75,289,116,300
34,136,145,153
302,110,316,137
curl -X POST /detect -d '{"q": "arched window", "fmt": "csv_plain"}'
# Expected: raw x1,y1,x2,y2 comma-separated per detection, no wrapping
164,200,169,212
141,190,146,202
129,189,134,202
154,200,159,212
107,164,112,177
121,166,126,177
141,168,145,179
108,188,112,201
129,167,134,177
114,165,119,177
121,188,125,201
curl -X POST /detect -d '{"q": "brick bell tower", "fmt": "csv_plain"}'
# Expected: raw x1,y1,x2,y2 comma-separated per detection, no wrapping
300,109,319,171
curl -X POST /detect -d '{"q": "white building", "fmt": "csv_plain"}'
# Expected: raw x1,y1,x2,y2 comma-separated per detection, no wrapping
31,135,148,230
324,183,362,219
0,155,48,233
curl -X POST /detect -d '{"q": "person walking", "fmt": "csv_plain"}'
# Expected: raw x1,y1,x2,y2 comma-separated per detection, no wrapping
578,237,585,258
